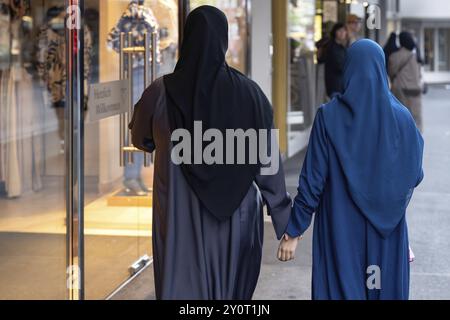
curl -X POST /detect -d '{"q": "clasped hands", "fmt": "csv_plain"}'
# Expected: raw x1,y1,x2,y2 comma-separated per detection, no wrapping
277,234,302,262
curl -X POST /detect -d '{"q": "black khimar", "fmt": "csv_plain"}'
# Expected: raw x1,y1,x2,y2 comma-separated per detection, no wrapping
163,6,273,221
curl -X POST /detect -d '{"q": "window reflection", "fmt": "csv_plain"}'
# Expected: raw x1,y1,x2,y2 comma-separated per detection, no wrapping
0,0,67,300
83,0,179,299
189,0,249,74
287,0,316,156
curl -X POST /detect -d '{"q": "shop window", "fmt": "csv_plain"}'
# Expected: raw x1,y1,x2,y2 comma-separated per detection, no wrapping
287,0,316,156
189,0,249,75
82,0,180,299
424,28,435,72
438,28,450,72
0,0,67,299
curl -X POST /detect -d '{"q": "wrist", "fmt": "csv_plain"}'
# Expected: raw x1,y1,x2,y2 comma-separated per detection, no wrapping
284,233,301,241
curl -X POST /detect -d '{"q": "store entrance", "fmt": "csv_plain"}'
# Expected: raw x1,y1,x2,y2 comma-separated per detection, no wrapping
81,0,179,299
0,0,179,300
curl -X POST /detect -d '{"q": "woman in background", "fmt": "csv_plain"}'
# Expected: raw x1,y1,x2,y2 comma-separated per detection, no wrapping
389,32,424,132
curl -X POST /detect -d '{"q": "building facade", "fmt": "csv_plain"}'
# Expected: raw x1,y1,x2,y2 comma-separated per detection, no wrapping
0,0,382,300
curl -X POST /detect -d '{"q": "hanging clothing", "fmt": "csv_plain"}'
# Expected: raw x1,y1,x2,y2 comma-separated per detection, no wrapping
9,0,27,20
36,21,92,108
0,69,9,184
0,67,43,197
3,68,21,197
107,0,161,68
286,40,424,300
163,6,273,221
0,2,43,196
129,6,291,299
16,67,43,193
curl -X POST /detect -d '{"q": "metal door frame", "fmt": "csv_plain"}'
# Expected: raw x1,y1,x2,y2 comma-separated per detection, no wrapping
64,0,171,301
65,0,85,300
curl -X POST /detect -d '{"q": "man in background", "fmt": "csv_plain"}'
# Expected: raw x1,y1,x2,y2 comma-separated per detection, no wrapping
346,14,362,46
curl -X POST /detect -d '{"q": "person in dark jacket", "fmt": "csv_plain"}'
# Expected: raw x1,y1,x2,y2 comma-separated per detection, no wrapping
325,23,347,98
383,32,399,71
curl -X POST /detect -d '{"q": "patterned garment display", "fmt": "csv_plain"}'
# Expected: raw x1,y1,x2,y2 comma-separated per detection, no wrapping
0,1,11,70
9,0,28,20
107,0,160,68
36,21,92,108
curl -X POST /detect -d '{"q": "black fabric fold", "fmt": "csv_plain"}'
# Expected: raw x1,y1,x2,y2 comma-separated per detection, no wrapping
163,6,273,220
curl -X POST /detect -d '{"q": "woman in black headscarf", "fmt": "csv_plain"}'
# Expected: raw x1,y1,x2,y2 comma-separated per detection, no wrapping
383,32,399,71
389,31,424,131
129,5,291,300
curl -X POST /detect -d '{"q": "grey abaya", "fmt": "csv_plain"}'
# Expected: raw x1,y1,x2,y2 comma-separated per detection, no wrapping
129,78,291,300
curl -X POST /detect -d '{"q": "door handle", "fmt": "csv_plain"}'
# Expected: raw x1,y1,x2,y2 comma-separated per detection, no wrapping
120,32,158,167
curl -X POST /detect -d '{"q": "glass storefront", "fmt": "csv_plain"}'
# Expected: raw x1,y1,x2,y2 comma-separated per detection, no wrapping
84,0,178,299
0,0,68,300
422,26,450,72
424,27,435,72
438,28,450,71
0,0,179,300
188,0,250,75
82,0,179,300
287,0,316,157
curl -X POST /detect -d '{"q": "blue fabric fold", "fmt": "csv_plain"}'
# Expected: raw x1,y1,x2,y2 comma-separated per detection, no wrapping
322,39,424,239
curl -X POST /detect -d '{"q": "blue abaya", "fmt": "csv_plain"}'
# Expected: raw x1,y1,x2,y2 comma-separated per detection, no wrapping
286,40,424,300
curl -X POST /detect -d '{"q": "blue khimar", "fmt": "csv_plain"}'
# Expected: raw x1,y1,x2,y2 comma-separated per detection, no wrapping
286,39,424,300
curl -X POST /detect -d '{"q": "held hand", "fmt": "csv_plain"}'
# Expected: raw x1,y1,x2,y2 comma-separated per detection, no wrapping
277,234,300,262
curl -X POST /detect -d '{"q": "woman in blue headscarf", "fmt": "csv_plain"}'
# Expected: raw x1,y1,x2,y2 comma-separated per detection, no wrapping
278,39,424,300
